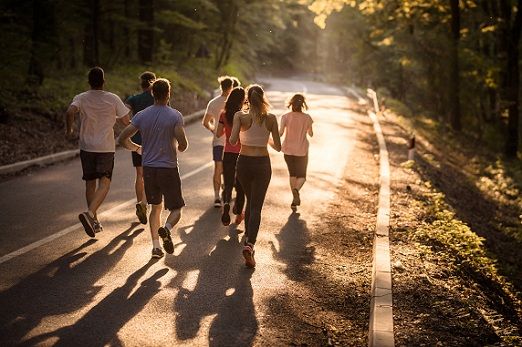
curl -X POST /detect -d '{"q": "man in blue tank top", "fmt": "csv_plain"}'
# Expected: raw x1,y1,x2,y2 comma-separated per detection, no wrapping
118,78,188,259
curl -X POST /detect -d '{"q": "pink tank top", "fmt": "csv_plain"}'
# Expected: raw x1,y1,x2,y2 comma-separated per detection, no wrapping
240,116,270,147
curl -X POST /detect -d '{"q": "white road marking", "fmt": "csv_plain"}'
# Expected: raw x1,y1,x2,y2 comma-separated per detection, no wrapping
0,161,214,265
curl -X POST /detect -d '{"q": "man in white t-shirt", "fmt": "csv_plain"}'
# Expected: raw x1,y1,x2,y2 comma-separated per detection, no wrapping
65,67,130,237
201,76,233,207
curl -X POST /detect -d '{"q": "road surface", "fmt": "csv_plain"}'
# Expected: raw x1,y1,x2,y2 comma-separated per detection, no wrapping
0,77,357,346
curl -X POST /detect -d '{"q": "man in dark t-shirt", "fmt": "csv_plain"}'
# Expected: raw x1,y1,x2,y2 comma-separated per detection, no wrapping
125,71,156,225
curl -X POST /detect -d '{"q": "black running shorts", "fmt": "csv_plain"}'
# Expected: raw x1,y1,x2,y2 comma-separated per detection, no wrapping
80,150,115,181
131,151,142,167
283,154,308,178
143,166,185,210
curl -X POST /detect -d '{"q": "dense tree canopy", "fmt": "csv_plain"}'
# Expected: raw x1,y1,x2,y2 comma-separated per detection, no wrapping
0,0,520,156
310,0,522,157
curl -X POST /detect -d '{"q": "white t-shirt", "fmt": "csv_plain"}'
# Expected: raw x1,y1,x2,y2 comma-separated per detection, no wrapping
71,90,129,152
205,95,226,146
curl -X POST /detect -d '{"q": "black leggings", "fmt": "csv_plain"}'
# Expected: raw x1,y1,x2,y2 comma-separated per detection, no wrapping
236,155,271,245
222,152,245,214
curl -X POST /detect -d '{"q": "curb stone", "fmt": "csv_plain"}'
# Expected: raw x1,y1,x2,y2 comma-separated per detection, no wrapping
0,109,205,176
343,86,394,347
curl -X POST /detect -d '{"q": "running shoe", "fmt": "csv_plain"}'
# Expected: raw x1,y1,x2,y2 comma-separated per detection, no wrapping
93,220,103,233
158,227,174,254
234,212,244,225
78,212,96,237
214,198,222,208
151,247,164,259
135,203,148,225
221,203,231,226
242,244,256,268
291,203,297,211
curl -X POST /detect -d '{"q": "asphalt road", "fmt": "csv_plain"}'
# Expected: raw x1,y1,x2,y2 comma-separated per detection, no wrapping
0,77,356,346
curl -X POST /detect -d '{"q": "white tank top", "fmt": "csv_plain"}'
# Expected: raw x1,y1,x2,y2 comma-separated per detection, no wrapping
240,117,270,147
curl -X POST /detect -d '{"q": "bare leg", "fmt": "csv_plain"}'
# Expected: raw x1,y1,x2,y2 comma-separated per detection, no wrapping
135,166,145,204
295,177,306,191
213,161,223,199
85,180,96,210
87,177,111,216
149,203,162,243
289,176,297,190
166,208,182,228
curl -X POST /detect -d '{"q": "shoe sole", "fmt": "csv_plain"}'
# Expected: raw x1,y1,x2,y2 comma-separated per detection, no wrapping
242,249,256,268
136,204,148,224
78,213,95,237
151,253,164,259
158,227,174,254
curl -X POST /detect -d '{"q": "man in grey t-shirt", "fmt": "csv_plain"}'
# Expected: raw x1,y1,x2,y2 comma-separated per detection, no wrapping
118,78,188,259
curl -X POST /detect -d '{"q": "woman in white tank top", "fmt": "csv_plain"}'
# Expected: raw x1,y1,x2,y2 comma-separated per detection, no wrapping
230,84,281,268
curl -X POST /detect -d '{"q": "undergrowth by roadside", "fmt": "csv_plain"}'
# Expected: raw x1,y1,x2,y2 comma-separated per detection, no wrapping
380,105,522,345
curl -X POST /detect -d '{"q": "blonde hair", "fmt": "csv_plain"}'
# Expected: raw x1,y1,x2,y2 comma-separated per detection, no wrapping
246,84,270,124
287,93,308,112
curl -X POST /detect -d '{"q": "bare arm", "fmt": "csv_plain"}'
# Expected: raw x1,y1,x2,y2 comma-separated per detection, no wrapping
65,105,78,138
117,112,131,126
117,123,142,154
216,121,225,138
175,125,188,152
202,112,216,133
308,123,314,137
279,115,285,137
229,112,241,146
268,114,282,152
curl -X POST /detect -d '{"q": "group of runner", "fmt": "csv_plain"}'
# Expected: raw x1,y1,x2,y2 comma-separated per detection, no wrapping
65,67,314,268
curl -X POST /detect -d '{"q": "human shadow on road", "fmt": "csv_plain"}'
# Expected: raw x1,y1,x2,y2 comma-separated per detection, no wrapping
23,260,168,347
0,222,143,346
165,207,228,288
270,212,314,282
165,207,258,346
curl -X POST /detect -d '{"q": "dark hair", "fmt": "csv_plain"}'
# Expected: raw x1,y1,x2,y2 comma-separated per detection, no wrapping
88,67,104,88
287,93,308,112
218,76,233,92
152,78,171,101
231,76,241,88
140,71,156,89
247,84,270,121
224,87,246,125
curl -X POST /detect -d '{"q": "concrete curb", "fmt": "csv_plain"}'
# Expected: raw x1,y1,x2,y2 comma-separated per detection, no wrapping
368,110,394,347
0,109,206,176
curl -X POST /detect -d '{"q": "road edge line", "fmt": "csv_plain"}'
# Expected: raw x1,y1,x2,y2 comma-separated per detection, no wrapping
0,160,213,265
368,110,395,347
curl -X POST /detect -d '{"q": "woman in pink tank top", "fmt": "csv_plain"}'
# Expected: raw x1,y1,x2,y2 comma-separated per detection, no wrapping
216,87,246,227
279,94,314,210
230,85,281,268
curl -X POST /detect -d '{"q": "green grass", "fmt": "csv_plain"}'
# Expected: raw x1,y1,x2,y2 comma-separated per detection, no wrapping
5,64,218,121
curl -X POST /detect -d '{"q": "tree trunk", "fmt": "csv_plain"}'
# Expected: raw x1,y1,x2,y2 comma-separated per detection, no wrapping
124,0,131,57
83,0,100,66
449,0,461,131
138,0,154,63
500,0,522,157
27,0,55,85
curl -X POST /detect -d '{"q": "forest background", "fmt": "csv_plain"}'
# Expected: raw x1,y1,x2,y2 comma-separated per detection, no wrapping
0,0,521,161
